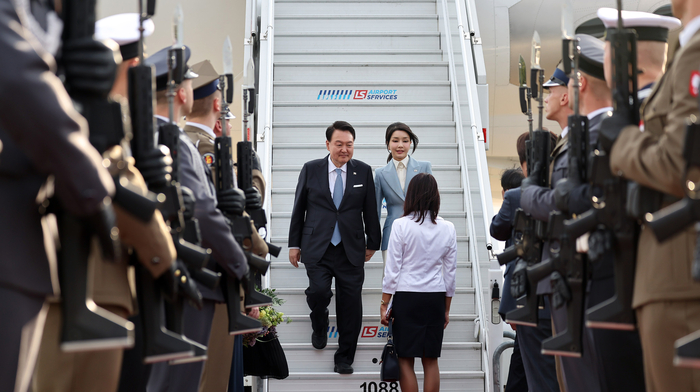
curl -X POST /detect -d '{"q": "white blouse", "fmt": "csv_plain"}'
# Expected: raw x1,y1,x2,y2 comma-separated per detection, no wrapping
382,214,457,297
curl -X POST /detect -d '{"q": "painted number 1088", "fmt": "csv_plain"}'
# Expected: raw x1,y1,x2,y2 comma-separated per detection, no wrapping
359,381,399,392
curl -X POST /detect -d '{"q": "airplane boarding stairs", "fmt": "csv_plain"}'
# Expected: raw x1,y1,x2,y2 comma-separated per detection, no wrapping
254,0,499,390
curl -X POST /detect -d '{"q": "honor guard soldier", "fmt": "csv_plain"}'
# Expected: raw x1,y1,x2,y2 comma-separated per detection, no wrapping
599,2,700,390
521,34,611,392
144,45,251,392
30,13,181,392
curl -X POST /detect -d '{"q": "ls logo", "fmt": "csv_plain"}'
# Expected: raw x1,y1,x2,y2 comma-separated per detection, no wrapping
353,90,368,99
361,326,378,338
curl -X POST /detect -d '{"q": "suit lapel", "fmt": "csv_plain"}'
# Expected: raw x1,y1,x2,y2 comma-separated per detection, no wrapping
339,160,357,209
551,134,568,158
385,161,404,200
321,156,335,209
403,157,419,199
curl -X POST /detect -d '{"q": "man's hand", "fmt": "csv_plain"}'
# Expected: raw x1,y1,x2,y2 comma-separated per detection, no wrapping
520,161,544,193
246,306,260,319
365,249,376,262
244,187,262,210
554,175,578,214
217,188,245,216
289,249,301,268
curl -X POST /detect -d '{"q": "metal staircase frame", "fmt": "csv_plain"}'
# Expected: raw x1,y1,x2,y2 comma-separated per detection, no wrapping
248,0,502,390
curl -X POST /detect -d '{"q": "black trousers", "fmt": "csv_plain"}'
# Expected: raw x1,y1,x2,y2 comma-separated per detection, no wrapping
517,318,560,392
304,242,364,365
588,276,646,392
0,286,44,392
505,331,529,392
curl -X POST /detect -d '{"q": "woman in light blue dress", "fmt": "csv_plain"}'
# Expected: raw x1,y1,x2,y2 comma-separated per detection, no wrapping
374,122,433,264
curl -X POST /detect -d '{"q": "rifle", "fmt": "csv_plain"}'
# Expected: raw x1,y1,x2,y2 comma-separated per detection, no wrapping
525,22,589,356
565,0,639,331
129,2,215,363
500,32,551,327
57,0,134,352
215,38,268,334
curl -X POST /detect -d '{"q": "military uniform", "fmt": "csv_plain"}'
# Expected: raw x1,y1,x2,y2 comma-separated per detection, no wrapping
31,14,178,392
609,18,700,392
0,1,116,390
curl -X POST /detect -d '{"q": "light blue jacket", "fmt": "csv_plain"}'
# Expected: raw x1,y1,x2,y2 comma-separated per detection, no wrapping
374,157,433,250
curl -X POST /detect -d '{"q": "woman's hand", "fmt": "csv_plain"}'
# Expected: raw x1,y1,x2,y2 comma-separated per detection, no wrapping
246,307,260,319
444,311,450,329
380,304,390,326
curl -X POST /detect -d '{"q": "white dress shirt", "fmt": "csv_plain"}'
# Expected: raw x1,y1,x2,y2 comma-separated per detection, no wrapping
560,126,569,138
587,106,613,120
328,155,347,198
382,214,457,297
392,156,409,191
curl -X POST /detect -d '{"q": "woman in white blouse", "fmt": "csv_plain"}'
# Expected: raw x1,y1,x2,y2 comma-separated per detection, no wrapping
380,173,457,392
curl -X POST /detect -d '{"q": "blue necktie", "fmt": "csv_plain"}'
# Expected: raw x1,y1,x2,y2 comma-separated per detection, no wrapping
331,168,343,245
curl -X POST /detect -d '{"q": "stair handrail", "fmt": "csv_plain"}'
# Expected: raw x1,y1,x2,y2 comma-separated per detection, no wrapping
256,0,275,245
438,0,491,390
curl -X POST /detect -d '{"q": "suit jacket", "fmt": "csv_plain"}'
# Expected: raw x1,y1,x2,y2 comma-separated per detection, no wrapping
0,0,114,296
289,155,381,266
490,188,520,318
610,28,700,308
374,157,432,250
156,118,248,283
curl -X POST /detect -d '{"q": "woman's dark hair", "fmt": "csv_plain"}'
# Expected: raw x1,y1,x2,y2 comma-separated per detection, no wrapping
403,173,440,224
500,168,524,191
326,120,356,141
385,122,419,163
516,130,559,165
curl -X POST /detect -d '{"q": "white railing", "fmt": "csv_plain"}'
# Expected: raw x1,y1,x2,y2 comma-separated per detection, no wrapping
437,0,492,390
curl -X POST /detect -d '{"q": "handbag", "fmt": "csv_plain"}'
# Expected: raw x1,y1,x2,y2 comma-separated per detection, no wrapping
380,319,400,382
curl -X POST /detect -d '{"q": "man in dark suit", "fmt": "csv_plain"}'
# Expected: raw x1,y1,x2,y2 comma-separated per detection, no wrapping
288,120,381,374
491,169,527,392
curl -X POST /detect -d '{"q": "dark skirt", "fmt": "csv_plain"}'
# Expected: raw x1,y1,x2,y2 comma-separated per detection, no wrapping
391,291,446,358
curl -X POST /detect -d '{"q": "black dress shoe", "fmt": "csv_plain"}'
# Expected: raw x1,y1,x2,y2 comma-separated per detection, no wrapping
334,362,354,374
311,331,327,349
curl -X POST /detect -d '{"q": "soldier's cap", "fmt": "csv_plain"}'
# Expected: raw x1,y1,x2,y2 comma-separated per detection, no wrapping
191,60,220,100
576,34,606,81
543,67,570,89
144,46,199,91
95,13,154,60
598,8,681,42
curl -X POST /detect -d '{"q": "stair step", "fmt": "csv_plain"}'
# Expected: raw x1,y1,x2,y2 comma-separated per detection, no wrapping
276,314,478,344
274,50,444,62
281,342,481,373
274,62,449,82
266,236,470,264
269,260,480,288
271,165,462,190
271,142,458,166
275,1,438,16
273,101,454,123
273,81,452,102
272,187,464,213
269,371,485,392
276,287,475,315
275,32,441,51
275,15,439,33
270,211,470,237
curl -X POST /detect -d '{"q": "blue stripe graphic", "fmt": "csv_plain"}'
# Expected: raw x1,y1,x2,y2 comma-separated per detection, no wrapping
317,90,322,100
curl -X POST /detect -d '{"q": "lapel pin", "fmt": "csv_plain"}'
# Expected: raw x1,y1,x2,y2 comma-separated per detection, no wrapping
353,172,356,175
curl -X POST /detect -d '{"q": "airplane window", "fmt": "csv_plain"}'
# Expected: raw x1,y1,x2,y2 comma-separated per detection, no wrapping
575,18,605,38
654,5,673,17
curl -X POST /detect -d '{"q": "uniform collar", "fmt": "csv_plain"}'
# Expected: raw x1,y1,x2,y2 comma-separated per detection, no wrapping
587,106,613,120
327,155,347,173
680,15,700,47
392,155,409,170
185,121,216,139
